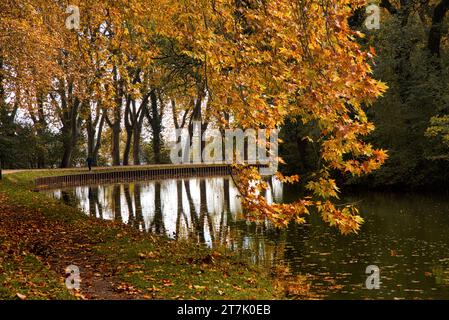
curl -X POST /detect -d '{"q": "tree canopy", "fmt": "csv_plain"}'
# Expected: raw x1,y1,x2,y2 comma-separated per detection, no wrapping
0,0,390,234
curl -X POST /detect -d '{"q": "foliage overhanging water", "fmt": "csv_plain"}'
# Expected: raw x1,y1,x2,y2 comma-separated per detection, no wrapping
45,176,449,299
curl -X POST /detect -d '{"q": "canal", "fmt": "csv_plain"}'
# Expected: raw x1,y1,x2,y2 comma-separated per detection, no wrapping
44,176,449,299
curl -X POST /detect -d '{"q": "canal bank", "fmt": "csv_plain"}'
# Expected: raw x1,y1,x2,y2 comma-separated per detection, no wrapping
0,169,284,300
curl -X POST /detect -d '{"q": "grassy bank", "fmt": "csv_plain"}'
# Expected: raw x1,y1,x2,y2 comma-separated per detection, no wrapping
0,170,284,300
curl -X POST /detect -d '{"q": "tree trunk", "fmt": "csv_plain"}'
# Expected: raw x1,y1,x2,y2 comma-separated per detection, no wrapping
87,117,95,160
60,139,73,168
105,65,124,167
60,113,79,168
188,91,208,158
123,97,133,166
111,123,121,166
56,79,82,168
428,0,449,58
133,125,141,165
148,90,162,164
133,99,146,165
123,129,132,166
152,130,161,164
60,122,80,168
105,98,122,167
33,93,47,168
87,112,104,166
92,114,104,166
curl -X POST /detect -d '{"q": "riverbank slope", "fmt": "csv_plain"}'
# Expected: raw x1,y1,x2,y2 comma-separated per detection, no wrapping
0,170,283,300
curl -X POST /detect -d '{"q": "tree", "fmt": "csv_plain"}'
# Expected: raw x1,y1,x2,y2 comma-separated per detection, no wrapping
1,0,388,234
348,1,449,188
161,0,387,234
85,101,105,166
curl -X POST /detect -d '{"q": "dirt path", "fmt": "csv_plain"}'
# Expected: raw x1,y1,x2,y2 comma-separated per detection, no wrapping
0,192,141,299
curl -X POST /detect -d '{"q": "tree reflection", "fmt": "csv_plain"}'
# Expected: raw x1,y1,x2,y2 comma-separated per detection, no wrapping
88,186,103,218
175,180,189,239
134,184,144,231
150,182,165,234
124,184,134,226
183,179,201,242
61,190,77,207
112,184,122,222
47,176,285,268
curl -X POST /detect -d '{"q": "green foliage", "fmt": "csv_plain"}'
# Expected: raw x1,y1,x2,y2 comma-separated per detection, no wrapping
281,13,449,190
360,15,449,188
142,139,171,164
427,115,449,149
0,124,63,169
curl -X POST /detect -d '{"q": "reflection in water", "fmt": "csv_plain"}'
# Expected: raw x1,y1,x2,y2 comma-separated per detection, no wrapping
46,180,449,299
47,177,282,251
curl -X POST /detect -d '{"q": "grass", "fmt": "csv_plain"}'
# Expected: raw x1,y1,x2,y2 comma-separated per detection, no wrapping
0,247,75,300
0,169,284,300
95,236,279,300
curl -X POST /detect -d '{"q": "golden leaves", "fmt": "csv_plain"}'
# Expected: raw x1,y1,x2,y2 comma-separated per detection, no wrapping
1,0,388,234
306,178,340,199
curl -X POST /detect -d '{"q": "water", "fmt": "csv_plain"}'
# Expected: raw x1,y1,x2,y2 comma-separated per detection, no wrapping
44,176,449,299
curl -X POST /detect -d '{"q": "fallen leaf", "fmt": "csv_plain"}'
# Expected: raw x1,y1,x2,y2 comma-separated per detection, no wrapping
16,293,27,300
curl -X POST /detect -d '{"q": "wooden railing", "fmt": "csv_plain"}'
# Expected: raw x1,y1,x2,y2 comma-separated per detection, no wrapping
34,164,246,190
